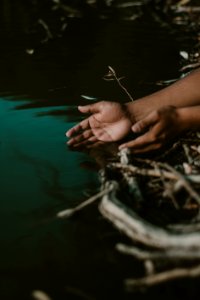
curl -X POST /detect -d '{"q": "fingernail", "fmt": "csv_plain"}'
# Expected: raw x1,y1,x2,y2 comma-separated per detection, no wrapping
132,123,141,133
132,125,138,132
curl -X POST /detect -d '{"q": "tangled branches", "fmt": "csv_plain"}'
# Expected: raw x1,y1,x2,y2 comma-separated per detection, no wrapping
98,143,200,291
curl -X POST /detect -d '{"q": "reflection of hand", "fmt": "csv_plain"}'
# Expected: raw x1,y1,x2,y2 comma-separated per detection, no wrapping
119,106,183,154
66,101,132,147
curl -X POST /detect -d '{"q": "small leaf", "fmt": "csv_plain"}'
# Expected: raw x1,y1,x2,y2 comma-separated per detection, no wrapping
81,95,98,101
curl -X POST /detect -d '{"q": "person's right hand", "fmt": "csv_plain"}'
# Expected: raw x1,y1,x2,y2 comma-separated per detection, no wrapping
66,101,132,147
119,105,184,153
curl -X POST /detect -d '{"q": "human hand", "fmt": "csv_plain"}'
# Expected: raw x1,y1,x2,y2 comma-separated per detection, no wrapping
66,101,132,147
119,106,184,154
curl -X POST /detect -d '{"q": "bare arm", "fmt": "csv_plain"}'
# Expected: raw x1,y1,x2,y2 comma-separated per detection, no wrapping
126,68,200,123
179,105,200,130
119,105,200,154
66,68,200,149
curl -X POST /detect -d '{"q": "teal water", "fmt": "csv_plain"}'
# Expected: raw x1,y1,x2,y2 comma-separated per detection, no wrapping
0,97,102,299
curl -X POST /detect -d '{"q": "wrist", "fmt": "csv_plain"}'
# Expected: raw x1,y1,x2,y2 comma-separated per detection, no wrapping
125,100,148,123
178,106,200,132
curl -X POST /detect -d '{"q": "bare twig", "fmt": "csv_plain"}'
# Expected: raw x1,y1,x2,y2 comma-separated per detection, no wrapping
125,264,200,291
57,184,114,218
159,162,200,205
104,66,134,102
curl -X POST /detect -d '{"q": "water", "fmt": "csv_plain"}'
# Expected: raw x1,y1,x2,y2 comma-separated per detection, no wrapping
0,2,191,300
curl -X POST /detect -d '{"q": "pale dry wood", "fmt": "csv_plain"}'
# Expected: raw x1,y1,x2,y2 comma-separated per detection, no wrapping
125,264,200,291
99,181,200,250
57,184,114,218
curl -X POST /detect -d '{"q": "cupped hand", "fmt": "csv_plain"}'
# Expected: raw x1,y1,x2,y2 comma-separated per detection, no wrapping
66,101,132,147
119,105,184,154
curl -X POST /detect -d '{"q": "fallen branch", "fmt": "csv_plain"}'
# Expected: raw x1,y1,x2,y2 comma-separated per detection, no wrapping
57,184,114,218
125,264,200,291
99,181,200,250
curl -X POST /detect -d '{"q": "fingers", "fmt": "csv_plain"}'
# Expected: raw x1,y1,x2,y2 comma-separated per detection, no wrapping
66,118,90,137
78,102,102,114
132,144,161,154
119,132,151,149
67,129,93,146
121,111,163,153
119,131,162,154
132,111,159,133
68,136,98,149
66,102,103,137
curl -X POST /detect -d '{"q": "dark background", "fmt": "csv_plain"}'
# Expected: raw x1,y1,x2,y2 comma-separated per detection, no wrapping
0,1,199,300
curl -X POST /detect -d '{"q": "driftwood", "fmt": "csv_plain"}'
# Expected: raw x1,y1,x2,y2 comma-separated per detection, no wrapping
99,186,200,250
58,138,200,291
98,147,200,290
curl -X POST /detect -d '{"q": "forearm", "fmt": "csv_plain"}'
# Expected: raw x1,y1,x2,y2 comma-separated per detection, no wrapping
179,106,200,132
126,68,200,122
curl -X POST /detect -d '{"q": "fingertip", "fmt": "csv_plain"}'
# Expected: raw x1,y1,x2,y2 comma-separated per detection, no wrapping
132,124,140,133
78,105,87,112
66,140,72,145
66,129,73,137
66,140,70,146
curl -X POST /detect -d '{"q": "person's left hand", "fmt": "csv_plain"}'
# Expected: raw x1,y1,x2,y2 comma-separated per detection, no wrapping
119,105,184,154
66,101,132,148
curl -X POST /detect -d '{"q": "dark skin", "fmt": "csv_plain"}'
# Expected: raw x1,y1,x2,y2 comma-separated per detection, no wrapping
66,68,200,153
66,101,132,147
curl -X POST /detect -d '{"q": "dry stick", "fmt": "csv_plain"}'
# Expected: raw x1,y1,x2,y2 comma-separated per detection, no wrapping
32,290,52,300
38,19,53,42
110,162,177,180
159,162,200,205
99,180,200,250
167,222,200,233
57,184,114,218
116,243,200,261
180,62,200,72
125,264,200,291
110,162,200,183
135,156,200,183
119,148,144,206
173,5,200,12
182,143,193,164
131,157,200,203
153,161,180,209
108,66,134,102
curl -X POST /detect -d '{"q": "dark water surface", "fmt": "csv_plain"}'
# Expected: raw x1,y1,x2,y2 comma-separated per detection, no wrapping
0,3,190,300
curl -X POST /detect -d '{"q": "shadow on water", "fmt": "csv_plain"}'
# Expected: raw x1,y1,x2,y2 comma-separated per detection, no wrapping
0,1,194,300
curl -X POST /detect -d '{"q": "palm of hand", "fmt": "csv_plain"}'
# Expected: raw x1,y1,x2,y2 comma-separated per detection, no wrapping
66,101,133,147
88,106,132,142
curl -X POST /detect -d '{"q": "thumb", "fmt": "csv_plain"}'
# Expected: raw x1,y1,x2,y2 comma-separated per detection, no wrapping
132,120,145,133
132,111,158,133
78,102,100,114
